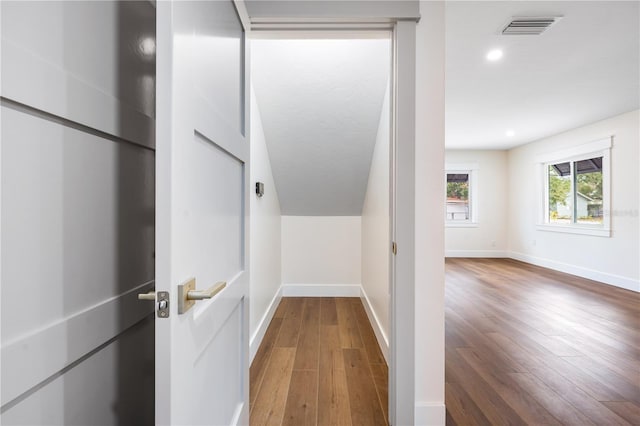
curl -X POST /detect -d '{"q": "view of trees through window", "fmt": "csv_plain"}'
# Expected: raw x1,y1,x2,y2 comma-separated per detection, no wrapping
446,173,470,221
548,157,603,225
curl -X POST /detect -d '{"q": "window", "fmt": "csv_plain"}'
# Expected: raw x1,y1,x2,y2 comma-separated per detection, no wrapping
446,173,470,221
539,138,611,236
445,163,478,226
547,158,604,225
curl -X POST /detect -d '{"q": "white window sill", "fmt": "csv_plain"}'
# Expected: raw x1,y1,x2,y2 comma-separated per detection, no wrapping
445,222,479,228
536,224,611,237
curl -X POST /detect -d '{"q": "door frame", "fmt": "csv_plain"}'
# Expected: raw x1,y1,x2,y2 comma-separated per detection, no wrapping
247,15,418,426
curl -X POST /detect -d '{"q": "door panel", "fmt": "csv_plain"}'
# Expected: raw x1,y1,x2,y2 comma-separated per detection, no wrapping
156,1,250,424
180,302,244,423
190,0,245,134
1,316,155,426
1,107,155,405
1,0,155,149
176,132,244,293
1,1,156,424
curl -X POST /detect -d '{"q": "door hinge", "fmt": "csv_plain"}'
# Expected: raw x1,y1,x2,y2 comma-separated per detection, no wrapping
392,241,397,255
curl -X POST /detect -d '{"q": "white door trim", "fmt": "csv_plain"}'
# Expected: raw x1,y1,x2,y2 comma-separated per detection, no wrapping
390,20,417,426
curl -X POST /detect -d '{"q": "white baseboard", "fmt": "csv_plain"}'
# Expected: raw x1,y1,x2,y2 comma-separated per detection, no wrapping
509,251,640,293
359,287,389,364
281,283,362,297
249,287,283,363
415,402,446,426
445,249,508,258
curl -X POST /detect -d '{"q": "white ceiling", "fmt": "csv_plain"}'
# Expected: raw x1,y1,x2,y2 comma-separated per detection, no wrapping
249,2,638,216
446,1,640,149
251,38,391,215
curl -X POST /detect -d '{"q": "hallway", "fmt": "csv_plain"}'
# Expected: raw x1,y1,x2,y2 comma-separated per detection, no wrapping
250,297,388,426
445,258,640,425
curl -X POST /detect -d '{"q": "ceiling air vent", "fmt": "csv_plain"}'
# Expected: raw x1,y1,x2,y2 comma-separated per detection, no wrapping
502,17,561,35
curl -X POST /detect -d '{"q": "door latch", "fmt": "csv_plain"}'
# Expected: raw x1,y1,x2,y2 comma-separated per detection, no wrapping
156,291,170,318
138,290,170,318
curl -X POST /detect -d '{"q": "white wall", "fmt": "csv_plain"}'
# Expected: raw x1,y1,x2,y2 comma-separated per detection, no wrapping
445,150,508,257
415,1,446,424
281,216,361,289
249,89,282,354
508,110,640,291
361,83,391,351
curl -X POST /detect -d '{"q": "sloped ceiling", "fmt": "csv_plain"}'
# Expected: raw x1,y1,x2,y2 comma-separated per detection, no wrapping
251,38,391,216
446,1,640,149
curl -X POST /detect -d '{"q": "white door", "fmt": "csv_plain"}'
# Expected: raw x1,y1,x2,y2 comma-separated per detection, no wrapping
155,1,251,425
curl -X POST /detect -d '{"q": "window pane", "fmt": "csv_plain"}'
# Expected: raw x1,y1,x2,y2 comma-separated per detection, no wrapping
446,173,469,221
548,163,572,223
575,157,603,224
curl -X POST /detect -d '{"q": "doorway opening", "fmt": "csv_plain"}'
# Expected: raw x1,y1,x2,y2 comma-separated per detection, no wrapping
248,33,394,425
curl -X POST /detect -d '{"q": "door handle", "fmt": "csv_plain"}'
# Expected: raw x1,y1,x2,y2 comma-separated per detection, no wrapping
138,290,156,301
187,282,226,300
178,278,227,314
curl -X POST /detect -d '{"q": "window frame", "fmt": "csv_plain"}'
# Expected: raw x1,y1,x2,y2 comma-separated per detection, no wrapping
536,137,611,237
444,163,479,227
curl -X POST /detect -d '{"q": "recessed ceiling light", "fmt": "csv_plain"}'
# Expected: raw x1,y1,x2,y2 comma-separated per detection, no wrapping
486,49,503,61
506,130,515,137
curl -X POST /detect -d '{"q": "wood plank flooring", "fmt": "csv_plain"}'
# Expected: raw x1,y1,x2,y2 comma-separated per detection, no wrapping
250,297,388,426
445,258,640,426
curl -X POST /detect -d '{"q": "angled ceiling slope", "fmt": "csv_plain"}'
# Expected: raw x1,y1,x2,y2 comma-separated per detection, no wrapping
251,38,391,216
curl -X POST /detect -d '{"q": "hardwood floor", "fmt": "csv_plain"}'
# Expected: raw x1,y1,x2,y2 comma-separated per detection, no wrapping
445,258,640,426
250,297,388,426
